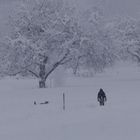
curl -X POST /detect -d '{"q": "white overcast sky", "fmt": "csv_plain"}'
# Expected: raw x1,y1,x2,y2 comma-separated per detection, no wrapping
80,0,140,19
0,0,140,36
0,0,140,18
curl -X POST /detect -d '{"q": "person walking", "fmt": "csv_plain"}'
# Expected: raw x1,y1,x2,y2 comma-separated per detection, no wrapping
97,88,107,106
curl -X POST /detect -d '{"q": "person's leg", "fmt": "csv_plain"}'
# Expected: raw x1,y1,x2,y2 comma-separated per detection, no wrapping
100,98,103,106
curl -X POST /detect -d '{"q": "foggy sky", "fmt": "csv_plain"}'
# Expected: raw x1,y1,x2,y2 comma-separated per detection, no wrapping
103,0,140,19
0,0,140,36
75,0,140,19
0,0,140,18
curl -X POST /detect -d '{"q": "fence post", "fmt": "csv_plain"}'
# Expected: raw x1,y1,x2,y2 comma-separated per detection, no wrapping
63,93,65,111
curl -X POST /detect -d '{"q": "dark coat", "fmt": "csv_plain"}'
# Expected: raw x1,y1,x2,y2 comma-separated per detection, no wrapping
97,89,107,102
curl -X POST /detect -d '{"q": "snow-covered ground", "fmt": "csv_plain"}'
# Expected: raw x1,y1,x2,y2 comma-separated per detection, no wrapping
0,63,140,140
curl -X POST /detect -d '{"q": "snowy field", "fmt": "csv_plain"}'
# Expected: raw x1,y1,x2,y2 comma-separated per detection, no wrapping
0,63,140,140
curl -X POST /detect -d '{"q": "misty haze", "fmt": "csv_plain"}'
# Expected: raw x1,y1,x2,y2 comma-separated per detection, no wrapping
0,0,140,140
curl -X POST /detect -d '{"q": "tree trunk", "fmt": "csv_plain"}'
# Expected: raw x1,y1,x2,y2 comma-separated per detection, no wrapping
39,63,46,88
39,79,46,88
73,62,79,75
73,56,81,75
37,52,69,88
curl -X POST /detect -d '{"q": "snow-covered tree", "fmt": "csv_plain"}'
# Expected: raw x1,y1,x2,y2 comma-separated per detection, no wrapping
7,0,81,88
0,42,11,76
69,7,116,75
3,0,118,86
107,17,140,62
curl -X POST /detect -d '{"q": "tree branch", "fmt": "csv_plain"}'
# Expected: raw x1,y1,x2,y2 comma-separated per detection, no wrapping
60,58,72,65
127,47,140,62
26,69,39,78
4,71,22,77
44,50,70,80
5,63,39,78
